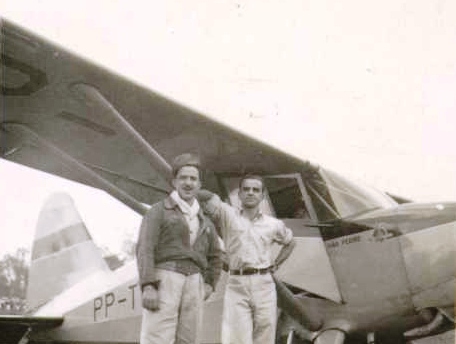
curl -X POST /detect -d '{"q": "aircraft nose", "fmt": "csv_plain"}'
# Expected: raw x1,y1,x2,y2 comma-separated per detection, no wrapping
400,220,456,309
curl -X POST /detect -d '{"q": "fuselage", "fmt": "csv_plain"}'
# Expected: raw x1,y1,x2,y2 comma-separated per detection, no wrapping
282,201,456,337
31,202,455,343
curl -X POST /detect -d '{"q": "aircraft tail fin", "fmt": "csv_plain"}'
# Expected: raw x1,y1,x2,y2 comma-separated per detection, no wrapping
26,192,109,311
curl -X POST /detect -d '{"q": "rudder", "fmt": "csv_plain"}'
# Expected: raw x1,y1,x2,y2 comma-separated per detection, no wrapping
26,192,109,311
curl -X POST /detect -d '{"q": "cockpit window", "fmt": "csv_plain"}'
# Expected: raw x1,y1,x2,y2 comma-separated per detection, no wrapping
219,168,396,223
263,176,311,220
303,167,397,221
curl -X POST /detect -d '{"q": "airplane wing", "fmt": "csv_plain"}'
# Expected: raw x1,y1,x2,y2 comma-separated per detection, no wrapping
0,315,63,344
1,18,309,214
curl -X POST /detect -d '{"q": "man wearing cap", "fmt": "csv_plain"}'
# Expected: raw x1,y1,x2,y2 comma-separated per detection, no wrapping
198,174,296,344
136,153,222,344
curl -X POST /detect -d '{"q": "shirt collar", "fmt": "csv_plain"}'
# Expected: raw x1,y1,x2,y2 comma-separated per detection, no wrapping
239,207,263,221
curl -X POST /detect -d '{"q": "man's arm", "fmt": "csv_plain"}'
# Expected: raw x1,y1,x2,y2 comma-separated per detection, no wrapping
274,238,296,270
136,204,161,311
197,189,234,239
202,226,223,299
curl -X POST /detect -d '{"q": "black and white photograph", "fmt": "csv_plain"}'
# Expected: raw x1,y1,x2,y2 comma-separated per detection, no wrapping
1,2,455,344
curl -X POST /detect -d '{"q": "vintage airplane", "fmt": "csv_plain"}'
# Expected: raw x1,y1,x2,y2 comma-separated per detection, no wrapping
1,17,455,344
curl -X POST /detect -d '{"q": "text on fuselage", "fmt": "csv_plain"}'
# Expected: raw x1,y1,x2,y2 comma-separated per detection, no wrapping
93,283,139,322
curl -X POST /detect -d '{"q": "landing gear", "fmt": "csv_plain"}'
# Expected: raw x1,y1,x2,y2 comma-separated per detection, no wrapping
276,310,313,344
277,329,310,344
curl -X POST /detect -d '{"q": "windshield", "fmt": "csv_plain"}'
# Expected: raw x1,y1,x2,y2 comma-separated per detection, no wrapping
303,167,397,221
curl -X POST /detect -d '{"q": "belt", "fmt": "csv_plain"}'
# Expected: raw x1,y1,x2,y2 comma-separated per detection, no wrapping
156,259,201,276
229,266,272,276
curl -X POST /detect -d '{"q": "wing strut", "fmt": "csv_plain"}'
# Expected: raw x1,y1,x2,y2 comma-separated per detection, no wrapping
18,327,31,344
71,83,173,181
2,123,148,215
273,275,322,331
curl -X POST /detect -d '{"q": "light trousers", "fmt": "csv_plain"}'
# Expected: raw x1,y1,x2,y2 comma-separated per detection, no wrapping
140,269,204,344
222,273,277,344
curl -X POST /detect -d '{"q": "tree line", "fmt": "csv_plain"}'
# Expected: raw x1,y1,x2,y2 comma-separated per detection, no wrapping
0,248,28,314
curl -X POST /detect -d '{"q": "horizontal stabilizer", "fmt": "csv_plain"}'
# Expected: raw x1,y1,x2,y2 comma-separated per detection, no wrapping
0,315,63,344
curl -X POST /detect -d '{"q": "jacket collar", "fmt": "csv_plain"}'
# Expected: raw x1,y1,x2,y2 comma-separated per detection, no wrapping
164,195,211,238
164,194,178,209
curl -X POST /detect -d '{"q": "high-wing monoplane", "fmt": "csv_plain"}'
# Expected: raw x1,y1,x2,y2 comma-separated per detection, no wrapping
1,19,454,344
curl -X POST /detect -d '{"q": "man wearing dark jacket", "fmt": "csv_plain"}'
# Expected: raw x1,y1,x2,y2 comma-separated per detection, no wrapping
136,153,222,344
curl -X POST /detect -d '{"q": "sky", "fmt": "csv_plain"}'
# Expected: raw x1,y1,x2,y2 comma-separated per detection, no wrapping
1,0,456,257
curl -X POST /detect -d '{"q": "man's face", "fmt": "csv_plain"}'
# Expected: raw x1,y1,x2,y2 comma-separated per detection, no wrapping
172,166,201,203
238,178,264,209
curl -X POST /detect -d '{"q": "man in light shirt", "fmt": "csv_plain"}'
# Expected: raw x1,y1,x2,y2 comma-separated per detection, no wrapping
198,174,296,344
136,153,222,344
